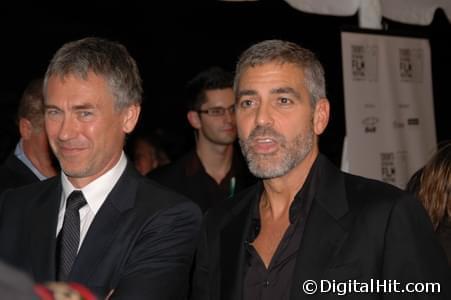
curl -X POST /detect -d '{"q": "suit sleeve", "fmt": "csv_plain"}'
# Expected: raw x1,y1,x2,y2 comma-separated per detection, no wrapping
190,220,210,300
111,201,202,300
382,195,451,299
0,191,3,219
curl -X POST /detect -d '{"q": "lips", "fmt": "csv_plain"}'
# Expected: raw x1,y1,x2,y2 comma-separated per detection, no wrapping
251,137,278,154
57,145,87,157
222,125,236,132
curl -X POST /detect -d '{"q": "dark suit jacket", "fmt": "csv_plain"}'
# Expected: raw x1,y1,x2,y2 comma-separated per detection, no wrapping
0,163,202,299
0,153,40,195
191,154,451,299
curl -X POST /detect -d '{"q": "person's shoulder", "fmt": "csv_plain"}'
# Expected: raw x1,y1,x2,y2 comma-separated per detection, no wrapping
0,163,15,191
344,172,407,199
342,171,418,214
204,182,259,229
135,172,201,213
2,175,57,195
147,152,192,181
318,154,409,207
0,176,59,209
0,159,12,175
0,155,22,180
147,161,180,179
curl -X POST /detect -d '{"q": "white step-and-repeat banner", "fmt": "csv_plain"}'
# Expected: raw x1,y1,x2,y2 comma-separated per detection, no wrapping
341,31,437,189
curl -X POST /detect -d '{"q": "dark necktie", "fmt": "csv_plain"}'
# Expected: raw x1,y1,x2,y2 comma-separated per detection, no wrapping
57,190,87,281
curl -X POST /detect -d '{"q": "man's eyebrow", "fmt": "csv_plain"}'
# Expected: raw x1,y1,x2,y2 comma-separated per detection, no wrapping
72,103,96,110
44,104,61,110
44,103,97,111
270,87,301,99
237,89,257,98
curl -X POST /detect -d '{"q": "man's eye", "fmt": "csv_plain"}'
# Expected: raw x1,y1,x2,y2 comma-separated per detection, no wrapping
209,108,223,115
278,97,291,105
79,111,93,118
46,109,61,117
239,99,253,108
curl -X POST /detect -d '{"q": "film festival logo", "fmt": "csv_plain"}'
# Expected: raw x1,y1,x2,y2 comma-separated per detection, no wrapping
351,44,378,81
399,48,423,83
380,152,396,184
362,116,378,133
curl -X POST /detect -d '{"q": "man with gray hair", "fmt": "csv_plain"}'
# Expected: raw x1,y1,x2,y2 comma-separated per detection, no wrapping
0,78,57,195
191,40,450,299
0,37,201,299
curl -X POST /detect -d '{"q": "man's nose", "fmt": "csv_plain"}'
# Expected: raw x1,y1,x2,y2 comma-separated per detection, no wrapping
255,102,273,127
57,115,77,141
223,106,235,122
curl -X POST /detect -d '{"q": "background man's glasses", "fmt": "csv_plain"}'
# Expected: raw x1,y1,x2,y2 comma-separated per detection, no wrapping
197,105,235,117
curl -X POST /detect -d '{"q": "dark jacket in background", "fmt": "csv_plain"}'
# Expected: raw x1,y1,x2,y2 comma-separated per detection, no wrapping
148,149,256,213
0,153,40,195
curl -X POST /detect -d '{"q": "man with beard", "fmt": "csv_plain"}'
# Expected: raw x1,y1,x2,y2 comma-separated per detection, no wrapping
190,40,450,300
148,67,255,212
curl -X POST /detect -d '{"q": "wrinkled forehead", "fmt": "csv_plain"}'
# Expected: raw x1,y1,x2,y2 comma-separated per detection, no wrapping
236,61,304,86
237,62,305,88
45,72,114,98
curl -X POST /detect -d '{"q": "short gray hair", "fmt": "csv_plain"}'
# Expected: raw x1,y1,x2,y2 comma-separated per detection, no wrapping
234,40,326,106
44,37,142,110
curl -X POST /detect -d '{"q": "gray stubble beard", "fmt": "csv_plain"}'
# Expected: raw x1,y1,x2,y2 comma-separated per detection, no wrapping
239,125,313,179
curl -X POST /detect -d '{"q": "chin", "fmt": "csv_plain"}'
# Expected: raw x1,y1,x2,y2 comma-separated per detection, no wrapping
61,165,89,178
223,136,237,144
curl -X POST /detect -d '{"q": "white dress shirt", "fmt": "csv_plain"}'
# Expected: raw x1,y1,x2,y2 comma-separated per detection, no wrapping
56,152,127,251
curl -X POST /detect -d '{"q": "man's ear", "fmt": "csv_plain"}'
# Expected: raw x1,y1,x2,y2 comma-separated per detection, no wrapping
19,118,33,140
313,98,330,135
122,104,141,134
187,111,201,130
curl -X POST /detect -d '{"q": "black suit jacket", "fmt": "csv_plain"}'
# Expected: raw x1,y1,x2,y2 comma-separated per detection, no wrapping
0,153,40,195
0,162,202,299
191,154,450,299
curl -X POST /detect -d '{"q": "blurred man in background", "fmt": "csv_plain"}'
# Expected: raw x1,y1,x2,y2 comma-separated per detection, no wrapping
149,66,255,212
0,78,57,194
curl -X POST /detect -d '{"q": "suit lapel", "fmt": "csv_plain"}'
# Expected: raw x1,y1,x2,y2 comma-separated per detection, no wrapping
289,155,354,299
218,155,353,299
69,164,138,282
219,186,258,300
30,179,61,282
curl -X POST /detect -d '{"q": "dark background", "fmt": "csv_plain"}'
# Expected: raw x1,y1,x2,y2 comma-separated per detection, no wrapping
1,1,450,165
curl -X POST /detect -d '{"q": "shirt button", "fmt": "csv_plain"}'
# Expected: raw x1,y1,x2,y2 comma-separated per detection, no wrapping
264,280,270,288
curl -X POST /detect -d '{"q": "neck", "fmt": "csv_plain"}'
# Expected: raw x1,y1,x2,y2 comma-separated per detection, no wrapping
68,152,123,189
196,139,234,184
260,148,318,220
22,142,57,178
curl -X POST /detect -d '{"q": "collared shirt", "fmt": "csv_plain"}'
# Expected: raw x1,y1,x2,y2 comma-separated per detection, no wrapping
243,156,320,300
186,150,237,197
14,140,47,181
56,152,127,251
148,148,256,213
